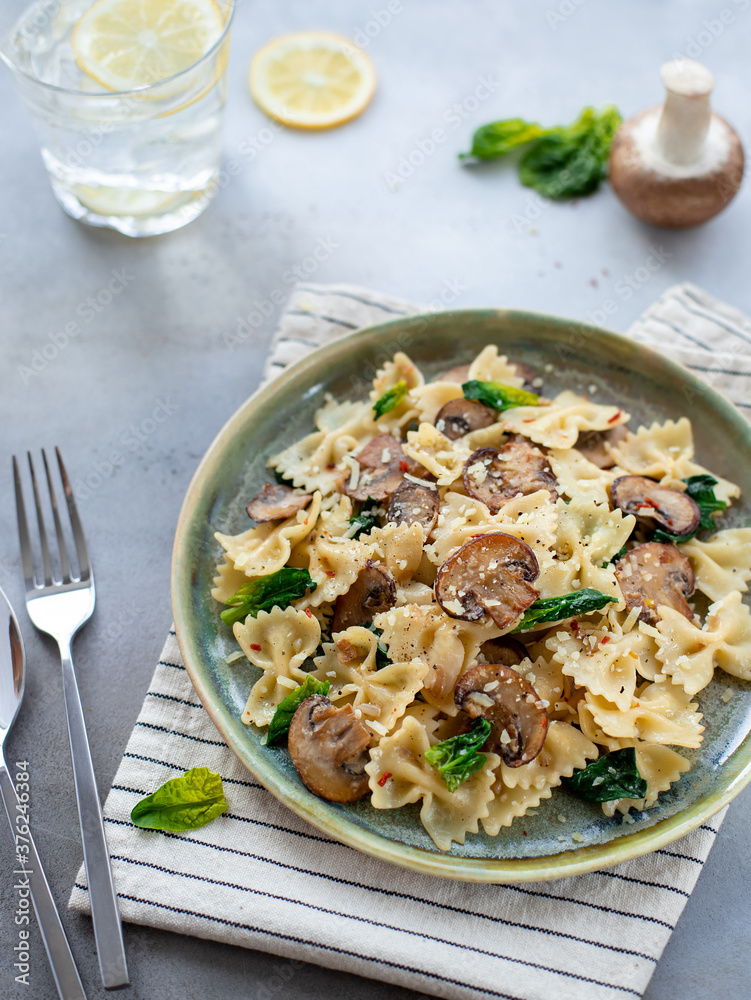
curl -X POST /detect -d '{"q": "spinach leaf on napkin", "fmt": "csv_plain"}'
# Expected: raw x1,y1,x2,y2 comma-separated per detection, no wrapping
131,767,227,831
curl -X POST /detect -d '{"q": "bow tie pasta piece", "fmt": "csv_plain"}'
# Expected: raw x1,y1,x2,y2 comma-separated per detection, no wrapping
363,522,424,584
211,554,252,604
467,345,527,387
548,447,623,507
609,417,739,504
652,590,751,694
580,682,704,748
374,603,494,715
395,581,435,607
481,778,553,836
679,528,751,602
215,493,321,579
370,351,423,431
515,654,579,722
599,742,691,817
270,410,376,495
403,423,469,486
426,489,558,572
500,391,629,450
365,715,500,850
234,607,321,726
314,396,372,433
498,720,598,792
411,380,464,425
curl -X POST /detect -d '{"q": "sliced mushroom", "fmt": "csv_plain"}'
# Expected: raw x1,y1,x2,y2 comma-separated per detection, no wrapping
344,434,420,502
287,695,370,802
610,475,700,537
454,664,548,767
479,636,528,667
435,398,496,440
246,482,312,522
331,560,396,632
463,441,558,512
435,533,540,629
438,363,471,384
615,541,695,625
387,478,439,534
575,426,629,470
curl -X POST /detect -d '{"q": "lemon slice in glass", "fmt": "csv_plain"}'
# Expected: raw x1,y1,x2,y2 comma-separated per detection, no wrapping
72,0,225,91
249,31,377,129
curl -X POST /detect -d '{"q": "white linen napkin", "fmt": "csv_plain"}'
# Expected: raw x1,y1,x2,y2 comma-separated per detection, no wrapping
70,281,749,1000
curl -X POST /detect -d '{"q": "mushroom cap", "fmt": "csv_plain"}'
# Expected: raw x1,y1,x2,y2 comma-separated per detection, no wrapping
609,106,745,228
344,434,421,501
575,427,629,470
479,636,528,667
463,441,558,513
615,541,695,625
288,695,371,803
331,560,396,632
387,478,439,534
246,482,312,522
435,532,540,629
435,398,496,440
454,663,548,767
609,475,700,537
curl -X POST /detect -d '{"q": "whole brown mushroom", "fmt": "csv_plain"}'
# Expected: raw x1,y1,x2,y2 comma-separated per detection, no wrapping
609,60,744,228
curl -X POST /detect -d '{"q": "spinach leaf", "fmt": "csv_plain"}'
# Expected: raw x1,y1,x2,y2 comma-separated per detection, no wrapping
460,118,551,160
513,588,617,632
266,675,330,745
653,475,727,544
221,567,317,627
462,379,539,412
130,767,227,831
365,622,390,669
565,747,648,802
424,718,492,792
373,380,408,419
349,497,380,539
603,544,628,568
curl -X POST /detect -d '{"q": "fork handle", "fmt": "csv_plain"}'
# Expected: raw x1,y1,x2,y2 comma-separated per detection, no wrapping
0,758,87,1000
60,644,129,989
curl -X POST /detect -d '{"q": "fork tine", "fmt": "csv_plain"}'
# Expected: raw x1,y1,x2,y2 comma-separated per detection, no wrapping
13,456,36,591
28,452,54,586
55,447,92,582
42,449,72,584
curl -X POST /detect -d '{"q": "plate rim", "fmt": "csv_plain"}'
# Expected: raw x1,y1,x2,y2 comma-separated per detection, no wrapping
172,306,751,882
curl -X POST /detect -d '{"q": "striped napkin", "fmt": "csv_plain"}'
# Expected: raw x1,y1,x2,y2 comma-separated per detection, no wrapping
70,281,748,1000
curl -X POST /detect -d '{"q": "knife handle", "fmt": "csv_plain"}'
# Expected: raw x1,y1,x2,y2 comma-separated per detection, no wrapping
0,760,87,1000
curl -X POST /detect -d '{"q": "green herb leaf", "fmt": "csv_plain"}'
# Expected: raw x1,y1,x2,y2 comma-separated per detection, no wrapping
462,379,539,412
424,718,492,792
365,622,391,669
373,380,408,419
684,474,727,530
513,588,617,632
602,544,628,568
220,567,317,627
565,747,648,802
266,675,330,745
518,106,622,199
348,497,380,540
130,767,227,831
461,118,552,160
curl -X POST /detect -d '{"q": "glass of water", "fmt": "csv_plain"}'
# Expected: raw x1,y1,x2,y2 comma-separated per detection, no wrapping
0,0,234,236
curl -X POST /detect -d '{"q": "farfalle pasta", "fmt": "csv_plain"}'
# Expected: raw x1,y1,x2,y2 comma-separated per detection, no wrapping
211,344,750,850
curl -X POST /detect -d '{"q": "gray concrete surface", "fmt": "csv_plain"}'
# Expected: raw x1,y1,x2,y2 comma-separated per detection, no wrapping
1,1,750,997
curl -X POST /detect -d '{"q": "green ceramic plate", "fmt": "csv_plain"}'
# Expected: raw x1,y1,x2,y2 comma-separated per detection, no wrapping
172,308,751,882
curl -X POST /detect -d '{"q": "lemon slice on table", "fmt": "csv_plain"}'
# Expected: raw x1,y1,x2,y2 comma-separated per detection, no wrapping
72,0,226,91
249,31,377,129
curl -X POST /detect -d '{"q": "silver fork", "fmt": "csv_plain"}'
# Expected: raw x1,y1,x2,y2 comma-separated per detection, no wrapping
13,448,129,990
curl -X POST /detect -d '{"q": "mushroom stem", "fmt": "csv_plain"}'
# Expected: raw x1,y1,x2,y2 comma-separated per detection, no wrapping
656,60,713,167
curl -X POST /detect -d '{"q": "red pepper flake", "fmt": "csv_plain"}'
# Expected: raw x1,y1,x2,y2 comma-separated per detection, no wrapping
522,830,528,836
570,620,579,631
601,635,610,644
399,460,409,473
326,462,335,469
305,608,313,618
377,772,392,787
250,643,262,651
522,418,536,423
325,570,336,577
607,410,622,424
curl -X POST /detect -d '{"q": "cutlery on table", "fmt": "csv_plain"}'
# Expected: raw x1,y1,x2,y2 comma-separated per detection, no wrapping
13,449,129,989
0,585,87,1000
